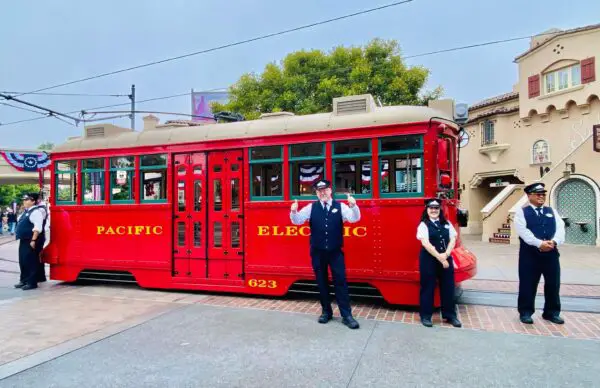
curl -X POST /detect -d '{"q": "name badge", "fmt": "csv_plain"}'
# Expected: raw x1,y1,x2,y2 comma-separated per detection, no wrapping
444,224,450,229
331,208,339,213
546,213,554,218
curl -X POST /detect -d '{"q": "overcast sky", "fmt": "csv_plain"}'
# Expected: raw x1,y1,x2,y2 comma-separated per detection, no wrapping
1,0,599,149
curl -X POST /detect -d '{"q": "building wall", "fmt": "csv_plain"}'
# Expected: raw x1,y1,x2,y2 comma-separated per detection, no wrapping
459,26,600,245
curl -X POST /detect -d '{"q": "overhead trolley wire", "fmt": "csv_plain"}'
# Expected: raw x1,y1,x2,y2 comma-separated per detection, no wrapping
7,0,414,99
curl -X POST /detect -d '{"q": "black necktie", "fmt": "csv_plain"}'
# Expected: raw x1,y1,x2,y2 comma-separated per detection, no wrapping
323,203,328,212
434,220,440,227
536,207,543,217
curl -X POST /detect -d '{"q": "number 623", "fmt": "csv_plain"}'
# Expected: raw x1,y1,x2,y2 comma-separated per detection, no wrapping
248,279,277,288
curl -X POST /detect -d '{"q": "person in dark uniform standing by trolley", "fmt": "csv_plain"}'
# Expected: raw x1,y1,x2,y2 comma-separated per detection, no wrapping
290,179,361,329
515,183,565,325
14,192,48,291
416,198,462,328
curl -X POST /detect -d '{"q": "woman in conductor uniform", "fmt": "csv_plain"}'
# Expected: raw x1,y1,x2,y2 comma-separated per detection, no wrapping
416,198,462,328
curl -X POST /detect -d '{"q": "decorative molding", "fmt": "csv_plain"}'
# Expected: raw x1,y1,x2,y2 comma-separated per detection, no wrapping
540,113,550,123
521,116,532,126
558,109,569,119
579,103,591,115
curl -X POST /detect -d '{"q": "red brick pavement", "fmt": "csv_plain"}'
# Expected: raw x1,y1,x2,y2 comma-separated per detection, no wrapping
197,294,600,341
462,279,600,298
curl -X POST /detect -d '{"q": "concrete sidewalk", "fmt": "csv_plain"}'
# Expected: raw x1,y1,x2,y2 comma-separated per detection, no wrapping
461,235,600,285
1,304,598,387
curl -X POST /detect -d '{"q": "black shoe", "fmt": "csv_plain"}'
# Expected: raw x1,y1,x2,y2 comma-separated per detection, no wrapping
542,315,565,325
445,317,462,328
21,284,38,291
318,313,332,324
14,282,25,289
342,316,360,329
421,318,433,327
520,315,534,324
37,278,47,283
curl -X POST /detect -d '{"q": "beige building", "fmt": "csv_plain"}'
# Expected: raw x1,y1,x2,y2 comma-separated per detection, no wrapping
460,23,600,246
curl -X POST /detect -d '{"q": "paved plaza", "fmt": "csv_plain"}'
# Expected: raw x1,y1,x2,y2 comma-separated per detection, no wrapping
0,236,599,387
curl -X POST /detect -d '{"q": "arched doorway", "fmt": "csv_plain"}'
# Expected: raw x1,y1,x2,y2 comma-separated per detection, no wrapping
554,177,598,245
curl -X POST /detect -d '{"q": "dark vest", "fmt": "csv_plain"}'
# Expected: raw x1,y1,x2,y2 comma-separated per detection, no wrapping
16,206,47,241
519,206,557,251
420,220,450,258
309,200,343,251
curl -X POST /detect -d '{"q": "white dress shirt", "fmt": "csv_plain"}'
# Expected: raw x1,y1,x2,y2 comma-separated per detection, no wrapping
290,199,361,225
27,205,48,233
416,219,457,241
514,204,565,248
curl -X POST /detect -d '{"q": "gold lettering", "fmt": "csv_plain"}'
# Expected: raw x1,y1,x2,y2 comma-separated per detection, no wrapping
116,226,126,235
134,226,144,235
285,226,298,236
145,226,151,235
153,226,163,235
299,226,311,236
128,226,133,235
272,226,284,236
343,226,351,237
257,226,270,236
97,226,105,235
106,226,115,235
353,226,367,237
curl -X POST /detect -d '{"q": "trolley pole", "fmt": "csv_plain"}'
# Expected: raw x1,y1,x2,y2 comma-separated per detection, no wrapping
129,84,136,130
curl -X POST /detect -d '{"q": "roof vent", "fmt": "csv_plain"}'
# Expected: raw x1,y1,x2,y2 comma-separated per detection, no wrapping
85,126,105,138
333,94,376,116
260,112,295,120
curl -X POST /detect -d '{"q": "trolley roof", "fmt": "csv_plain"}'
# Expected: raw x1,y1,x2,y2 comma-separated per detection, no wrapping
54,94,456,153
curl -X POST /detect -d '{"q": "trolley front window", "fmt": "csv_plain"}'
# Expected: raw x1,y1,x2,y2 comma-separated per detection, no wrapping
140,154,167,203
249,146,283,201
379,135,424,197
55,160,77,205
82,158,105,204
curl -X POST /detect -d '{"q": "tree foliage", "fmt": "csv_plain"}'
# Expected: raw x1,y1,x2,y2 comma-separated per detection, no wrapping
212,39,442,120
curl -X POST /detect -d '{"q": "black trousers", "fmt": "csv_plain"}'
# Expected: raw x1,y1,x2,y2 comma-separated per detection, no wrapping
419,253,456,320
311,248,352,318
518,248,561,317
18,239,40,287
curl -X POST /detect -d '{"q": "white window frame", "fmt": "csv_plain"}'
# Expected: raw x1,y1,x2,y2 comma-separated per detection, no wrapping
543,63,581,94
531,139,551,165
480,120,495,146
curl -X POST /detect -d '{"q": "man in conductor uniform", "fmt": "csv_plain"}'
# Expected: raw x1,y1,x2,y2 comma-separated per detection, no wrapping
14,192,48,291
290,179,361,329
515,183,565,325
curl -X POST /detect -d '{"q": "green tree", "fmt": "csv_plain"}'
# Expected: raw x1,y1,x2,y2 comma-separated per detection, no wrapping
0,184,39,207
212,39,442,120
37,142,55,151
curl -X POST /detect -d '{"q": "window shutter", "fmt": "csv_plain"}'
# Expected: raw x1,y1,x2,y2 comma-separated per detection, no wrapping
528,74,540,98
581,57,596,84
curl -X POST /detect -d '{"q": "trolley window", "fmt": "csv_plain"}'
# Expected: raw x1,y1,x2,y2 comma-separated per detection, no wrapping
289,142,325,199
55,160,77,205
110,156,135,204
140,154,167,203
379,135,424,197
82,158,105,204
332,139,372,198
249,146,282,201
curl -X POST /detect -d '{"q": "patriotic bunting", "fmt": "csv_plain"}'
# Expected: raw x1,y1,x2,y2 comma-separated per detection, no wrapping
0,151,50,172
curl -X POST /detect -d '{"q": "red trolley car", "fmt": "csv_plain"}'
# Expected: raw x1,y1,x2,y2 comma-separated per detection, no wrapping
44,94,476,305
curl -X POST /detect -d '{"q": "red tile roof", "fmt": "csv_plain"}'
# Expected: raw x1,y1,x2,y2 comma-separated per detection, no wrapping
469,91,519,111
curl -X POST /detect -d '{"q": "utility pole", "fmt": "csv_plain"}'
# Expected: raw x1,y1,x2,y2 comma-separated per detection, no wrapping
129,84,136,130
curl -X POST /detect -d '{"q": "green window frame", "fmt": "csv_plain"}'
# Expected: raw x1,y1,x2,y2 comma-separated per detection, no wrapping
109,156,135,204
55,160,77,205
332,139,372,199
140,154,168,203
249,146,283,201
378,135,424,198
289,143,326,200
82,158,105,205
